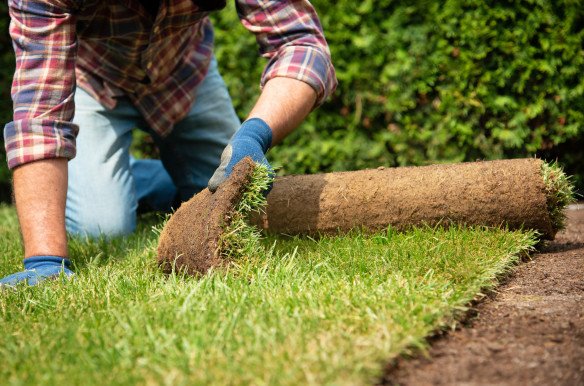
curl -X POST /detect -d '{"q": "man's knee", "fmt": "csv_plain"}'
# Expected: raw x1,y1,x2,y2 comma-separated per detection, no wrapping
66,204,137,238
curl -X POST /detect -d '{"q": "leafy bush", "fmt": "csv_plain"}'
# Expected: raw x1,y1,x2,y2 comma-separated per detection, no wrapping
1,1,583,196
0,3,14,201
212,0,584,191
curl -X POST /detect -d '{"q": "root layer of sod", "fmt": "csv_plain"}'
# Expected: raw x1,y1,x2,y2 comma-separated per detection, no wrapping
0,205,536,386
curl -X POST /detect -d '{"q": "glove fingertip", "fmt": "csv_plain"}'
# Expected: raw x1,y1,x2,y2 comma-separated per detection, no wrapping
208,171,228,192
207,178,221,193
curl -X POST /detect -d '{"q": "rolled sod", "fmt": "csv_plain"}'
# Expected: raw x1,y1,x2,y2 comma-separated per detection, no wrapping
252,158,571,240
158,158,572,275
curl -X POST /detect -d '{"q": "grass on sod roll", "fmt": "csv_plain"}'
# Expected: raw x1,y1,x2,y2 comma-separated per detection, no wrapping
217,163,271,260
0,202,537,386
542,161,576,231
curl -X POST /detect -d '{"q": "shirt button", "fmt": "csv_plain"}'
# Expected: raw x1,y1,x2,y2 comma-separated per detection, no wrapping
146,62,152,69
154,26,160,34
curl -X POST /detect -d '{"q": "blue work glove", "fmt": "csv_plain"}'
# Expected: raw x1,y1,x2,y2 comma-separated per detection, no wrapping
0,256,73,287
208,118,273,192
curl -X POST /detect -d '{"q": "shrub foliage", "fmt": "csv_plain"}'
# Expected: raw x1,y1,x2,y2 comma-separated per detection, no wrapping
0,3,14,199
213,0,584,190
1,1,583,194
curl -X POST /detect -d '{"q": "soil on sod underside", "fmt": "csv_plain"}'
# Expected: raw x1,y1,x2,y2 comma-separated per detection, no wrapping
157,158,256,276
255,159,557,238
380,206,584,386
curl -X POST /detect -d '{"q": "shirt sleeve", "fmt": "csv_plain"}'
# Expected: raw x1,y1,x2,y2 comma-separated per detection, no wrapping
4,0,79,170
236,0,337,107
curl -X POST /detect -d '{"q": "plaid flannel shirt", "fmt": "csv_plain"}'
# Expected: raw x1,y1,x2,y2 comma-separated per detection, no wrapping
4,0,337,169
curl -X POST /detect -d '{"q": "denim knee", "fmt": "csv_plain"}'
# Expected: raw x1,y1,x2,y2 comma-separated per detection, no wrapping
66,201,137,238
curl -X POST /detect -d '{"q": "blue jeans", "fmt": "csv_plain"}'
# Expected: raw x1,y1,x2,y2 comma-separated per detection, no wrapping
66,58,240,237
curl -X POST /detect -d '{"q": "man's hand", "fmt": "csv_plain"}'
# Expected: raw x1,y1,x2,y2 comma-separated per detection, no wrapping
0,256,73,287
208,118,273,192
208,77,317,192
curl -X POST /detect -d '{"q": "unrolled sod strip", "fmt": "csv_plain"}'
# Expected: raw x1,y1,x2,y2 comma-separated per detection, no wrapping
252,158,571,239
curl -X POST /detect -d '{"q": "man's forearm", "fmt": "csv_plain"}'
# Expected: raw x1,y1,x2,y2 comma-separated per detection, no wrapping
247,77,317,145
13,159,69,258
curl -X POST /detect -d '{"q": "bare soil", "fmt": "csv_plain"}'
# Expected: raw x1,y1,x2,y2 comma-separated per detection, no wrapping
157,158,256,275
380,206,584,386
255,159,556,239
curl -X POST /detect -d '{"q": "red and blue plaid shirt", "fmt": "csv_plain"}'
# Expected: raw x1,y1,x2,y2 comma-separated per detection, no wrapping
4,0,337,169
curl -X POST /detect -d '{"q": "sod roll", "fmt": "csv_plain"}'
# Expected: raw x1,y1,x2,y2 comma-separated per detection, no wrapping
252,158,561,239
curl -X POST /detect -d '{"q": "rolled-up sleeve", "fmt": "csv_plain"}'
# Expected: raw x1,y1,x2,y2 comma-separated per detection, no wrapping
4,0,79,169
236,0,337,107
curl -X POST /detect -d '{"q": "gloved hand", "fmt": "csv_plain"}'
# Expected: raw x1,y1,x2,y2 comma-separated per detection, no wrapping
0,256,74,287
208,117,273,192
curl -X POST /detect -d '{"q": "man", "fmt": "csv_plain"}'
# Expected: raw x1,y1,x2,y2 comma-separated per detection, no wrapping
0,0,336,286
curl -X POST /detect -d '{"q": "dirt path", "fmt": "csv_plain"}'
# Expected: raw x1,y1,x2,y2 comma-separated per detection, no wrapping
381,206,584,386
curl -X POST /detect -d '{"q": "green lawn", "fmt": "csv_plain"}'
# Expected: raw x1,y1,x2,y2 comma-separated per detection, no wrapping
0,204,536,386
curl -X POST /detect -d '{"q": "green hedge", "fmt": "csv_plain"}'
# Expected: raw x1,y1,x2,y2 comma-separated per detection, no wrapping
0,3,13,201
1,1,583,197
212,0,584,191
